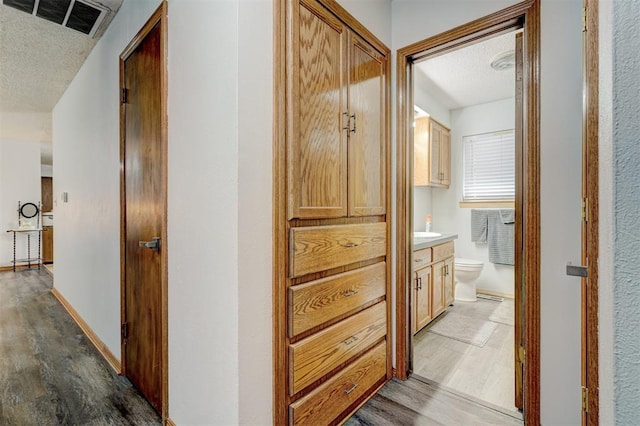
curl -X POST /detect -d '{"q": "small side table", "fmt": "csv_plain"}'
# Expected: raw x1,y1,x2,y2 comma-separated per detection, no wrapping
6,228,42,271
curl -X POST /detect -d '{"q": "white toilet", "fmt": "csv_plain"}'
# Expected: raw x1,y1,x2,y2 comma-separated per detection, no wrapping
454,258,484,302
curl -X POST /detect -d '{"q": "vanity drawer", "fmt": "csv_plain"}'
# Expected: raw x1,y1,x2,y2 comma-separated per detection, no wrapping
290,223,386,278
289,342,387,426
412,248,432,271
289,262,386,337
433,241,455,262
289,301,386,395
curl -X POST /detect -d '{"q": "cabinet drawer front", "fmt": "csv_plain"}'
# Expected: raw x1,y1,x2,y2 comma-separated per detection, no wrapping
289,262,386,336
432,241,454,262
290,223,386,278
289,302,386,394
289,342,386,426
412,248,432,271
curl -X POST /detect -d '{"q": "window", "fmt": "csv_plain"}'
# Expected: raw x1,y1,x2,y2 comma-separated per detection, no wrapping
463,129,515,202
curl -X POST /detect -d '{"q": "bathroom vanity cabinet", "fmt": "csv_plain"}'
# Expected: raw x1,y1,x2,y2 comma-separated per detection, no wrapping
412,240,455,334
413,116,451,188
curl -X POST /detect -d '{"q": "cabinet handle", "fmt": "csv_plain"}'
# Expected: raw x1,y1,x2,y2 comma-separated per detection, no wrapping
414,258,423,263
343,112,350,131
417,276,422,290
345,383,359,395
341,242,359,248
350,113,357,133
343,336,359,345
342,289,359,297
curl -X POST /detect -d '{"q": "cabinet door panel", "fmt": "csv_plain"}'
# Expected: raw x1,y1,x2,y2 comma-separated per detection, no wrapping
432,261,446,318
348,34,386,216
440,128,451,187
413,117,430,186
414,268,431,333
289,1,348,219
429,123,441,184
444,257,455,306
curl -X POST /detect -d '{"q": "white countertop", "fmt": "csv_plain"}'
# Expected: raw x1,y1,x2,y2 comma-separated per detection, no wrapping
413,233,458,250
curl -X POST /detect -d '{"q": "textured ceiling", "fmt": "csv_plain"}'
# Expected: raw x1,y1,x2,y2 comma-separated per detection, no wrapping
0,1,121,113
0,0,121,163
414,31,517,110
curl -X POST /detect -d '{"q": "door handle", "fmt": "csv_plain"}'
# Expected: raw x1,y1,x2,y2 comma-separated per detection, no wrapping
139,237,161,252
566,262,587,277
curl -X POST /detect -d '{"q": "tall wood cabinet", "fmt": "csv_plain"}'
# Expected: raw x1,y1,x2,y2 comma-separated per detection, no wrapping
289,0,386,219
277,0,391,424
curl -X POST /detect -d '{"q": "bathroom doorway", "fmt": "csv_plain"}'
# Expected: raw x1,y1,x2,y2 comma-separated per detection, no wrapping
410,31,520,415
395,2,541,423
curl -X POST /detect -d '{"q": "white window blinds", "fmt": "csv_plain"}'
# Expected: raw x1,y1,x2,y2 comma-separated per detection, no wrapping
463,129,515,201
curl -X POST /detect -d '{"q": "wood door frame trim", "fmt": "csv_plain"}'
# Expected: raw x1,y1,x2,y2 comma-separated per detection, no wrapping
119,1,169,421
583,0,599,422
394,0,541,422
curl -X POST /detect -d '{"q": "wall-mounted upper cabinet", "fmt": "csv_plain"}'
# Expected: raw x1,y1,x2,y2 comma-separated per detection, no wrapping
414,117,450,188
288,0,387,219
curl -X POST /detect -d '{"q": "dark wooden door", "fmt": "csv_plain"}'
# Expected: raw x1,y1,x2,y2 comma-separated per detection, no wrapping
122,22,163,413
41,177,53,212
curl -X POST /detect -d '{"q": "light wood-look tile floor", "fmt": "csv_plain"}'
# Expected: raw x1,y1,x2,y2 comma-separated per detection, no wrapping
412,298,519,416
347,377,523,425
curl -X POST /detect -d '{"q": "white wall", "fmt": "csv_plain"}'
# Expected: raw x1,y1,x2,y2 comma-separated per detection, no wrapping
337,0,391,46
0,112,51,143
167,0,241,423
414,69,452,127
393,0,584,423
0,139,42,267
237,0,274,423
611,0,640,421
539,1,584,423
432,98,516,296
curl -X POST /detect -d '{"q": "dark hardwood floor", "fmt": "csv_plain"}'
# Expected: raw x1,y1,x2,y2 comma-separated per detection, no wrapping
347,377,523,425
0,269,160,425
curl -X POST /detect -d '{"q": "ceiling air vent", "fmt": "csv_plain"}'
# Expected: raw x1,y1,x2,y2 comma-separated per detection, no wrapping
3,0,109,37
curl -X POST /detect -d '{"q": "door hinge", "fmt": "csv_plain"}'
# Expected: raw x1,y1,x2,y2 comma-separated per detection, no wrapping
121,87,128,104
121,322,128,341
582,197,589,222
582,386,589,412
582,7,587,32
518,345,526,363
